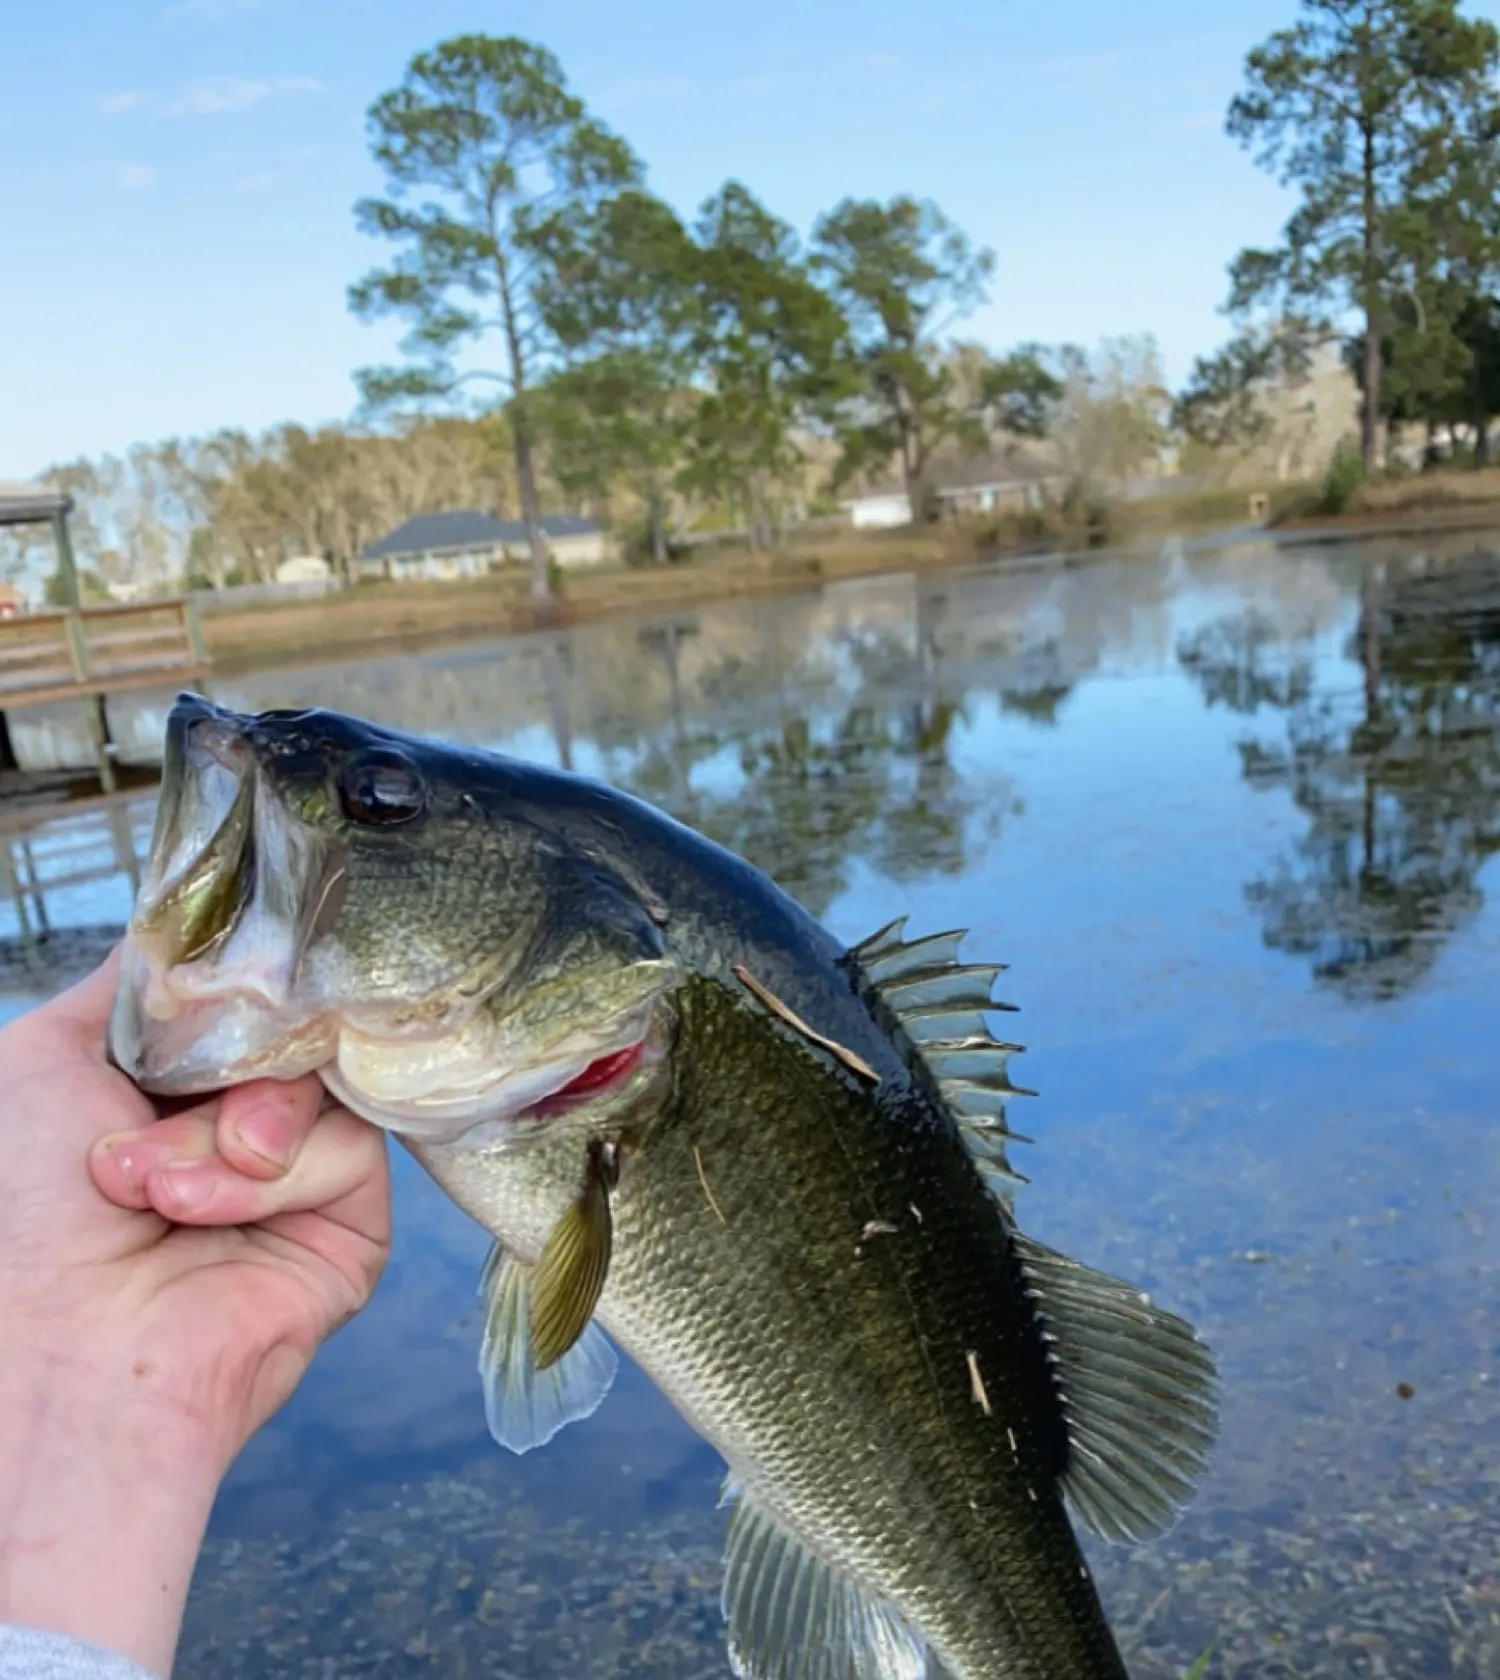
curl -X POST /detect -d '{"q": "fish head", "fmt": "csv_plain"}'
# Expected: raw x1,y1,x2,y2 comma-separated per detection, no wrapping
110,693,680,1145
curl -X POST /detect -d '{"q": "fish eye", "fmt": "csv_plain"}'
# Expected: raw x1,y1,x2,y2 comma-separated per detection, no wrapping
338,750,427,827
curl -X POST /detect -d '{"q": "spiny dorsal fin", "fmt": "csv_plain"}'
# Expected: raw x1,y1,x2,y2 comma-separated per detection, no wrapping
846,922,1032,1213
719,1483,928,1680
1014,1232,1220,1543
477,1243,618,1454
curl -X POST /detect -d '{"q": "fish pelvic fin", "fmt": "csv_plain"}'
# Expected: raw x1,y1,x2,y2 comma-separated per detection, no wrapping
720,1482,928,1680
845,921,1031,1215
477,1237,618,1455
1016,1232,1220,1543
530,1140,617,1370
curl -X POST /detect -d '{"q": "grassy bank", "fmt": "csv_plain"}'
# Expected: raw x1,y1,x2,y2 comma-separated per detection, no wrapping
195,477,1403,674
202,525,965,671
1273,464,1500,534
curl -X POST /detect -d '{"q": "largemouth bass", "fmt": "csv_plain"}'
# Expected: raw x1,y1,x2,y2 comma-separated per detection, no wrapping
109,693,1218,1680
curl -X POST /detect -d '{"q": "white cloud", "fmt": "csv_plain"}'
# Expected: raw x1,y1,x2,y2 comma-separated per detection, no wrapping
112,162,157,192
163,75,321,116
100,89,154,115
234,170,276,192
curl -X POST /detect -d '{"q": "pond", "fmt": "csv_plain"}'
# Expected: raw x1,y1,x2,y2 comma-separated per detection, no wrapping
3,528,1498,1678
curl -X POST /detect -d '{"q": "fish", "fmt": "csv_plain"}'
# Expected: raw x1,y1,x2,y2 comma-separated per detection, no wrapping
109,692,1219,1680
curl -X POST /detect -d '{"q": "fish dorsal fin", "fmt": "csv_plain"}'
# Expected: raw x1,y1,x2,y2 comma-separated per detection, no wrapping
849,920,1220,1541
719,1484,928,1680
846,922,1032,1213
1014,1232,1220,1543
478,1242,618,1454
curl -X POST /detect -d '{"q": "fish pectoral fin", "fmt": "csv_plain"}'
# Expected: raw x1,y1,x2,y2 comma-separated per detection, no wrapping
478,1242,618,1455
1015,1232,1220,1544
530,1153,615,1369
720,1482,927,1680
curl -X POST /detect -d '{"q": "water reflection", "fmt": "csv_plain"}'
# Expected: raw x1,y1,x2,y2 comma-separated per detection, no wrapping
1178,548,1500,1000
3,535,1500,1676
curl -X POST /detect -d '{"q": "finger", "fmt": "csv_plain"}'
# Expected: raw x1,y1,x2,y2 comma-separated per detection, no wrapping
91,1111,220,1209
109,1106,388,1230
214,1075,326,1180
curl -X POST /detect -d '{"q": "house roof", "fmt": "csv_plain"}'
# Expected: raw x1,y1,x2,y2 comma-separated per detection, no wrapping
0,480,72,527
363,510,602,559
929,446,1060,494
841,446,1063,507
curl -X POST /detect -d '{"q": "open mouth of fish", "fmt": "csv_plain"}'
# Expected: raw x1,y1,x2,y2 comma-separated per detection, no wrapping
108,695,673,1144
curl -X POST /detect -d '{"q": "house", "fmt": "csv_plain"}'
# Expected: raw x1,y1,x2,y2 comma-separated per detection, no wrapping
929,448,1067,519
354,511,614,581
841,446,1065,530
841,488,914,529
276,554,333,585
0,581,24,619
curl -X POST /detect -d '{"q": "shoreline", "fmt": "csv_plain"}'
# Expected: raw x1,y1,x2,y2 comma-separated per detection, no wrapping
189,498,1500,676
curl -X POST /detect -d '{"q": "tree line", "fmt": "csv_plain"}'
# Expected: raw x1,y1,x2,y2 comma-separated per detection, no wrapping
1177,0,1500,483
25,5,1500,604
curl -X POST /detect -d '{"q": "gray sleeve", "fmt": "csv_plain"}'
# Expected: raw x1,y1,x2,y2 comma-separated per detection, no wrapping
0,1627,160,1680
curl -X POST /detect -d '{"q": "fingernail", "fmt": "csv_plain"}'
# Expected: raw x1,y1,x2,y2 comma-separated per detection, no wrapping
234,1100,299,1172
151,1161,217,1217
98,1138,144,1195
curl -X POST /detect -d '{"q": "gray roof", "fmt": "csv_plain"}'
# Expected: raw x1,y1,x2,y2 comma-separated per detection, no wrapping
0,480,72,527
363,510,601,560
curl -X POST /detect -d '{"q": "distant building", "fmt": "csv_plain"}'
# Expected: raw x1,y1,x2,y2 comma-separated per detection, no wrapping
929,449,1067,519
842,489,914,529
0,581,24,619
841,446,1065,529
355,511,614,581
276,554,334,585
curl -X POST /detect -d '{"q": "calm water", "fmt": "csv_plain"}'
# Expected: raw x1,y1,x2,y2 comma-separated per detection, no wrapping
4,530,1500,1677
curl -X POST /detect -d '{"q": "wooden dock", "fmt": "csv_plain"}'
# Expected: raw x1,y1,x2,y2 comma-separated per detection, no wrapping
0,598,213,796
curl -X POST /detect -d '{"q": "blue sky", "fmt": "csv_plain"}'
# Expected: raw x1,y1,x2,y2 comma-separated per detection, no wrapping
6,0,1498,479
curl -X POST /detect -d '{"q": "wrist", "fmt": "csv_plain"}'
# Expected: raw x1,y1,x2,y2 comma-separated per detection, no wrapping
0,1324,227,1677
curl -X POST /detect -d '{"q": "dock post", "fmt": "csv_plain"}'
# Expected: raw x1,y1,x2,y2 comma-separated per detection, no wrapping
61,610,117,794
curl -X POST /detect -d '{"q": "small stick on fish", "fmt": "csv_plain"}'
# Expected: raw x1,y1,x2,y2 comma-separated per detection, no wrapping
966,1350,992,1417
693,1145,727,1226
732,964,880,1085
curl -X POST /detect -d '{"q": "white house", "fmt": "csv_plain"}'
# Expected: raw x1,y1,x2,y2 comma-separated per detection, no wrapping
841,489,914,529
276,554,333,585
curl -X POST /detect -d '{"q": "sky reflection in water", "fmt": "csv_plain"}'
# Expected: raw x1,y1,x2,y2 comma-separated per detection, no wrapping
3,531,1499,1676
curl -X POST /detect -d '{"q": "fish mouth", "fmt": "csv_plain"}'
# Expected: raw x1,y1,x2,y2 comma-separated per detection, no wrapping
109,693,343,1094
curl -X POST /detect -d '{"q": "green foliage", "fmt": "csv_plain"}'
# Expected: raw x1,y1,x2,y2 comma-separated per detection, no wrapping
1173,322,1315,450
682,182,853,548
530,190,702,560
1224,0,1500,468
980,343,1064,438
43,566,109,606
811,195,993,497
1318,439,1369,511
349,33,642,600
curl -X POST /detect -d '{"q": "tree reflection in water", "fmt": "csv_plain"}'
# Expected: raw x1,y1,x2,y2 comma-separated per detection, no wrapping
1178,553,1500,1000
611,618,1032,919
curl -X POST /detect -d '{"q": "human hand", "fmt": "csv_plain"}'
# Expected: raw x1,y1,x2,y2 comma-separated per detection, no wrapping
0,949,390,1676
